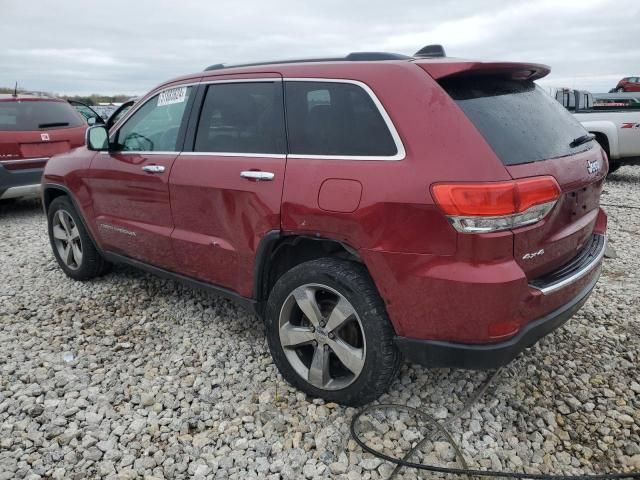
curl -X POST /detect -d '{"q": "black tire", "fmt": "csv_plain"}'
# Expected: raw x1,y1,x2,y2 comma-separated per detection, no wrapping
607,161,622,175
616,87,625,93
265,258,401,406
47,196,111,280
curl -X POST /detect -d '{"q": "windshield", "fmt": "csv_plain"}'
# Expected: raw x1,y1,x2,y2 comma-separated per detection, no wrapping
0,100,84,131
441,77,590,166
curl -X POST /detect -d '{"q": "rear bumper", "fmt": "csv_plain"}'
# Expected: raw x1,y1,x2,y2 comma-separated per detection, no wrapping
395,269,600,369
0,163,44,199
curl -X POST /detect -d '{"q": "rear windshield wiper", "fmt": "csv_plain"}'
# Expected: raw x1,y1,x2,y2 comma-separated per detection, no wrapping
38,122,69,128
569,133,595,148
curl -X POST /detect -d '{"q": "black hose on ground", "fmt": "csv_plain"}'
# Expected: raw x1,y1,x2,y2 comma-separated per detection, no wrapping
350,368,640,480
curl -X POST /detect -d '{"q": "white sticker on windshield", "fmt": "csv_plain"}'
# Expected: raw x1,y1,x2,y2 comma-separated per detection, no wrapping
157,87,187,107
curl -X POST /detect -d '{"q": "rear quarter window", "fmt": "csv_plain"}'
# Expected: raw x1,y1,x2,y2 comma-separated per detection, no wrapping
285,81,398,157
441,77,590,166
0,100,84,131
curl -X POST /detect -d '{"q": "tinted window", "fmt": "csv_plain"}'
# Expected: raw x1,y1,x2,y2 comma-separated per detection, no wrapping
0,100,84,131
194,82,285,154
285,81,397,156
115,86,192,152
441,77,589,166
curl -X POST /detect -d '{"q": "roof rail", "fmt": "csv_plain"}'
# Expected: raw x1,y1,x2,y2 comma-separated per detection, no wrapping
204,51,412,72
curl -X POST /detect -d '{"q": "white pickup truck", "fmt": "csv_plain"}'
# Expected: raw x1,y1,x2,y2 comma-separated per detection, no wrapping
549,89,640,174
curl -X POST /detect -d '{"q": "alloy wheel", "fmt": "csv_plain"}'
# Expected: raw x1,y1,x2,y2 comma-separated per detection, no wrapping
278,283,366,390
52,210,83,270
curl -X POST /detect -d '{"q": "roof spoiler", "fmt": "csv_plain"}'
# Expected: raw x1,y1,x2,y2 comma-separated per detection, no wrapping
419,61,551,82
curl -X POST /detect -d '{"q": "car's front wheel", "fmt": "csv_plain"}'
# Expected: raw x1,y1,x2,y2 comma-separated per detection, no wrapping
616,87,625,92
47,196,111,280
265,258,401,406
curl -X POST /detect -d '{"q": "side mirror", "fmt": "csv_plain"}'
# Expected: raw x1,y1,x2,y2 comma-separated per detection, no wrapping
87,117,97,126
86,125,109,151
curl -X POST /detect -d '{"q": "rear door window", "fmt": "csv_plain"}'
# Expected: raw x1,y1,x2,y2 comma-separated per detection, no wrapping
441,77,589,166
194,81,285,154
0,100,84,131
284,81,398,157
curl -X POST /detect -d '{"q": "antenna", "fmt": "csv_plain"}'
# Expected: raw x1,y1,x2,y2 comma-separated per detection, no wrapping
414,44,446,58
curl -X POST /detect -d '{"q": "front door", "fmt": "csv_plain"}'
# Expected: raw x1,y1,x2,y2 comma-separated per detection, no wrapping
88,85,196,270
169,77,286,297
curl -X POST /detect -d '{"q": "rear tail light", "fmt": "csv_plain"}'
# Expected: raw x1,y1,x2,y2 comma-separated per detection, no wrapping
431,176,560,233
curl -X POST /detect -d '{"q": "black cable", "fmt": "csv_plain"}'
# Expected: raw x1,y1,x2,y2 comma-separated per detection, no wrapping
350,368,640,480
601,203,640,210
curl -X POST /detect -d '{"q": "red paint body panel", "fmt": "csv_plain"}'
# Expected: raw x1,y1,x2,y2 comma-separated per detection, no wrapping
169,154,286,297
506,147,608,278
87,152,178,271
415,59,550,81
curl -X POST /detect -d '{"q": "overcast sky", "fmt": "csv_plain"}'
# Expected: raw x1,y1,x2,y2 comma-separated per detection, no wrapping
1,0,638,96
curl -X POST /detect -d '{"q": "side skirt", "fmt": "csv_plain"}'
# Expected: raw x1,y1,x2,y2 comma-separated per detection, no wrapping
103,251,258,314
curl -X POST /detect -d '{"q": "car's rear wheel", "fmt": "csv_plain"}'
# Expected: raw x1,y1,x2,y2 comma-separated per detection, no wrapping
265,258,401,406
47,196,111,280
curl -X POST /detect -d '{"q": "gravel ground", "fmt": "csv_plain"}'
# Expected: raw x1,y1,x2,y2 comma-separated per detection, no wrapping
0,168,639,480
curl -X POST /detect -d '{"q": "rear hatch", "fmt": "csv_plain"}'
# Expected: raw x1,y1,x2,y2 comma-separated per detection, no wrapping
0,99,86,171
422,62,606,280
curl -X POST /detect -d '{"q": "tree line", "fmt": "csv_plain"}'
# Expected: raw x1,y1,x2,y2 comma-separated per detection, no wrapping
0,87,131,105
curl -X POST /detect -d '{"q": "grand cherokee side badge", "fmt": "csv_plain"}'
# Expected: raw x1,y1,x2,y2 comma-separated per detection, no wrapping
587,159,600,174
522,249,544,260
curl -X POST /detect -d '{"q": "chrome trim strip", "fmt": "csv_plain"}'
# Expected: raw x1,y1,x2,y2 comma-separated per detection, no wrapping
530,234,607,295
0,157,49,166
99,151,179,155
0,184,41,200
283,77,406,161
181,152,286,159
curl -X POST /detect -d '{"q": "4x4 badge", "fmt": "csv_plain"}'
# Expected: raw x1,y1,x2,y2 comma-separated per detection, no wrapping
587,159,600,174
522,249,544,260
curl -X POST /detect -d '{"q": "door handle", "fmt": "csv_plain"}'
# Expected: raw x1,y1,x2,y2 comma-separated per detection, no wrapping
240,171,275,181
142,165,165,173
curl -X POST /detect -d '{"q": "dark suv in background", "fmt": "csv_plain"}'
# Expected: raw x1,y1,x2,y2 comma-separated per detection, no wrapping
0,94,86,201
42,47,608,405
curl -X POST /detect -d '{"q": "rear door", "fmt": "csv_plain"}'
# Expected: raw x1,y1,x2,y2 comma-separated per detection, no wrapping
169,75,286,296
88,85,196,270
440,75,607,279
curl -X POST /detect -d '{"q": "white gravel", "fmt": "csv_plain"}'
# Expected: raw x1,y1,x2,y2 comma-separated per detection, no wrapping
0,167,638,480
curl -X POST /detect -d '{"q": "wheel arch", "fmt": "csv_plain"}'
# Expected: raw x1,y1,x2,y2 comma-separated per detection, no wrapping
42,184,71,213
254,232,365,311
42,183,101,252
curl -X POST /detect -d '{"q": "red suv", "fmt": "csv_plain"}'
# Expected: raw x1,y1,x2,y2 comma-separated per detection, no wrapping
42,48,608,405
615,76,640,92
0,94,87,201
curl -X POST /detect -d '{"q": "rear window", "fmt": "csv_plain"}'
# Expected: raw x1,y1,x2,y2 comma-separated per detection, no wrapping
0,100,84,131
441,77,589,166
